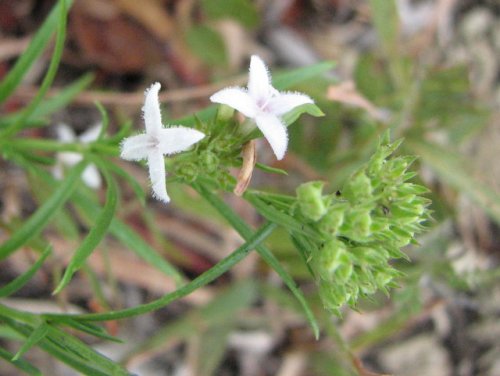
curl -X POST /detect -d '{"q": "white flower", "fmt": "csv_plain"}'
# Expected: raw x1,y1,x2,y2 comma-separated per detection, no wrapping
53,122,102,189
120,82,205,203
210,55,313,160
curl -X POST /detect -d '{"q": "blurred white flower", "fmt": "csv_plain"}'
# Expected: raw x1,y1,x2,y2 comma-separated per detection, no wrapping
120,82,205,203
53,122,102,189
210,55,313,160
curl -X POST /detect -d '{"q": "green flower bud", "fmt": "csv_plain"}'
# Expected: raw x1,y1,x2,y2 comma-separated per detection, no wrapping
343,171,372,203
319,283,347,312
318,203,348,234
216,104,235,121
201,151,219,173
314,239,347,281
296,181,327,221
176,162,198,182
340,208,372,240
334,257,353,283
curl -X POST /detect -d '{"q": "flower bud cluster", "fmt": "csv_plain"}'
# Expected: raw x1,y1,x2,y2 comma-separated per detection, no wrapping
296,133,430,313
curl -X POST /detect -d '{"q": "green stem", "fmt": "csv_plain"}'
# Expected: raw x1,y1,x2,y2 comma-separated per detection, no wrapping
43,221,277,321
0,138,119,156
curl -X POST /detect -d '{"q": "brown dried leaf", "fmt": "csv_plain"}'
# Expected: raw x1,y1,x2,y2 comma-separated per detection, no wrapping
70,2,163,72
234,140,256,196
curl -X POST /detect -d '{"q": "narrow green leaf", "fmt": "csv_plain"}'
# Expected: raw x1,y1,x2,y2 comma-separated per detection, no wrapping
194,183,320,339
94,101,110,140
255,162,288,175
0,246,51,298
0,0,73,105
245,193,319,238
0,161,87,261
128,281,256,358
273,61,335,90
57,319,123,343
12,322,49,361
54,167,118,294
103,162,146,206
0,74,93,128
408,139,500,226
4,318,127,375
44,222,276,321
186,25,227,66
1,0,70,137
0,347,42,376
201,0,259,28
22,165,180,283
369,0,399,56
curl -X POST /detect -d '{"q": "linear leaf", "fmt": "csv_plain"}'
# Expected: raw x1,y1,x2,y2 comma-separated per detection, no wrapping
0,0,73,104
0,347,42,376
57,319,123,343
12,322,49,361
1,0,70,137
0,246,51,298
54,167,118,294
273,61,335,90
0,74,93,128
0,161,87,261
194,183,320,339
43,222,276,321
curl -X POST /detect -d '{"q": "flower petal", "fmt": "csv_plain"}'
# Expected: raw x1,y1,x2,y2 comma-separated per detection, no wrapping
157,127,205,155
82,164,102,189
147,151,169,203
60,151,82,166
120,134,151,161
248,55,273,100
143,82,163,135
79,123,102,143
210,87,257,118
56,123,76,143
267,92,314,116
255,114,288,160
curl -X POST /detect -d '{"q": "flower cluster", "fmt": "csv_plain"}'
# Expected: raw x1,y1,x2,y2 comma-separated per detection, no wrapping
120,56,313,203
294,133,430,313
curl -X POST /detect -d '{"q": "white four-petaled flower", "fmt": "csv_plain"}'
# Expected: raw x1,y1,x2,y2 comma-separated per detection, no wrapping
53,122,102,189
210,55,314,160
120,82,205,203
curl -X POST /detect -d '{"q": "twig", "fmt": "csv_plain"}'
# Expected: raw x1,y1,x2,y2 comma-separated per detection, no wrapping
12,75,246,106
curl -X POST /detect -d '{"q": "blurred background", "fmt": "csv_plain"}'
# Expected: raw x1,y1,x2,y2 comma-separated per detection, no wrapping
0,0,499,375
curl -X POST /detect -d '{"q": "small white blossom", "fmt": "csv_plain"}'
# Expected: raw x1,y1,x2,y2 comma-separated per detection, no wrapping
53,122,102,189
210,55,313,160
120,82,205,203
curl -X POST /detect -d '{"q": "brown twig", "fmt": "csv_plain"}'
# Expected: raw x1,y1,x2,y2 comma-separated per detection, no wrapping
12,75,247,107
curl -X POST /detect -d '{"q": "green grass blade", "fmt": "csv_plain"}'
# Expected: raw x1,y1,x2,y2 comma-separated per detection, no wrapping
0,347,42,376
0,0,72,105
0,0,70,137
408,139,500,226
12,322,49,361
0,161,87,261
54,167,118,294
43,221,276,321
0,246,51,298
193,183,320,339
